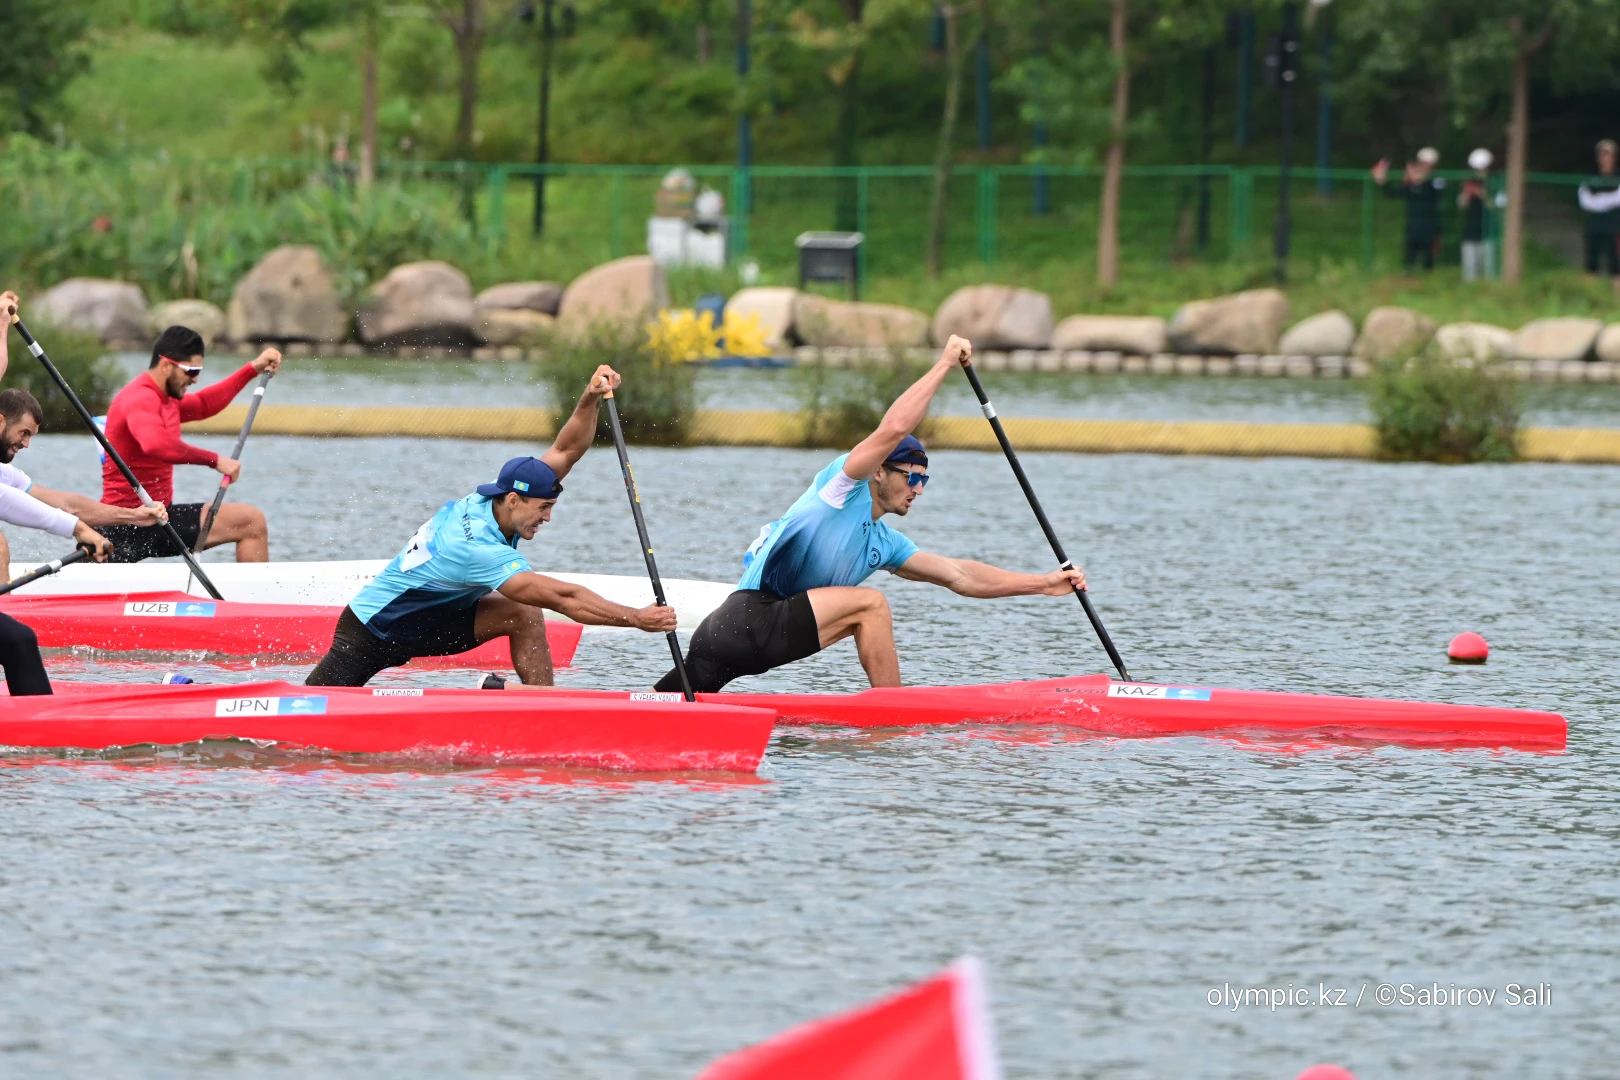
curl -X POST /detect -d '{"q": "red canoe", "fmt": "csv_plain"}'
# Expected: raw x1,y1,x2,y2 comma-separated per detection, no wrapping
696,956,1000,1080
0,681,773,772
454,675,1565,750
0,591,583,669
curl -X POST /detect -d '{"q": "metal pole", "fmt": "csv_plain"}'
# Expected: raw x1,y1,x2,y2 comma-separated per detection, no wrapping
1274,2,1298,283
736,0,752,213
1316,12,1333,195
532,0,555,235
1198,45,1215,252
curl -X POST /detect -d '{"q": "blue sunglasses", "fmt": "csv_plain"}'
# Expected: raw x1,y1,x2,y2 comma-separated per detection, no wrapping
883,463,930,488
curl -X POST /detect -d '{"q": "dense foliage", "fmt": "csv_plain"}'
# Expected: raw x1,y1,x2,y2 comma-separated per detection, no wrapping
1,321,121,432
537,320,698,446
1368,350,1521,463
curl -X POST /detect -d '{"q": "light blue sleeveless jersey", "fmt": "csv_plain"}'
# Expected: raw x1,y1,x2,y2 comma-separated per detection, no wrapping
738,454,918,598
350,493,531,639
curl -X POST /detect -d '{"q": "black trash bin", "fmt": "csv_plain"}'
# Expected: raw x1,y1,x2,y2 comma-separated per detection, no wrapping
796,231,864,299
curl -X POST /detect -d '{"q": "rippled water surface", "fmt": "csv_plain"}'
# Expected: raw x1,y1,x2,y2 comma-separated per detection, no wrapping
4,384,1619,1077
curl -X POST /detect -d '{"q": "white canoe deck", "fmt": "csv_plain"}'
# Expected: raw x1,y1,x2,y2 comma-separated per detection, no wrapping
5,560,733,630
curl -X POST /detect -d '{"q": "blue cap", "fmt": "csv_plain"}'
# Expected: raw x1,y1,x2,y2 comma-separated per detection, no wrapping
886,435,928,467
476,456,563,500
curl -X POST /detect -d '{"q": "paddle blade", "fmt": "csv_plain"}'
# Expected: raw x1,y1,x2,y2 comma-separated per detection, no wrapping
695,957,1001,1080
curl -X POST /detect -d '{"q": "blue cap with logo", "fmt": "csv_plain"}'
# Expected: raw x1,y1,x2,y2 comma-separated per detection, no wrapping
886,434,928,468
476,456,563,500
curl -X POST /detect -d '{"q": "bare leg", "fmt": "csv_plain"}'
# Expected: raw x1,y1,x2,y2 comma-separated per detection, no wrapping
0,529,9,582
200,503,270,562
473,591,554,685
808,585,900,687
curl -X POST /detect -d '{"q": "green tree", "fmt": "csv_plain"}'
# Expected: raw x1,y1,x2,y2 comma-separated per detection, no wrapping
0,0,93,134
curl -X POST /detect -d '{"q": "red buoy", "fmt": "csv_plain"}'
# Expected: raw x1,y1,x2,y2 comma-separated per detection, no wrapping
1296,1067,1358,1080
1448,632,1490,664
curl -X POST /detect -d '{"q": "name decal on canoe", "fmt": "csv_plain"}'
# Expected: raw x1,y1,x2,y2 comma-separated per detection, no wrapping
124,601,218,618
1107,684,1212,701
214,695,330,717
629,692,683,702
372,688,424,697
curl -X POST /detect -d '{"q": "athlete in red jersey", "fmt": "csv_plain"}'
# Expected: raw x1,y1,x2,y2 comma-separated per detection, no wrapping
99,325,282,562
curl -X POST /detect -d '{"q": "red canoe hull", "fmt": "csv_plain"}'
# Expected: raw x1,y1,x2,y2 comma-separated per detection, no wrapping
0,591,583,669
459,675,1565,750
0,681,773,772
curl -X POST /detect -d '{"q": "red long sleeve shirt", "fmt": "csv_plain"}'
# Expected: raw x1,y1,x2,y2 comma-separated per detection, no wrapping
101,363,259,507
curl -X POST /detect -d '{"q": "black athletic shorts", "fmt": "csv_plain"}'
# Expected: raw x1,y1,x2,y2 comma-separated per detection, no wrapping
654,589,821,694
0,612,51,696
305,605,482,687
98,503,203,563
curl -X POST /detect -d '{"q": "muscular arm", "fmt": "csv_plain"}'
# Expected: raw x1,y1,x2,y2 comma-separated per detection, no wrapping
28,485,156,527
540,364,618,481
497,571,671,629
843,336,970,481
891,550,1084,599
126,402,219,466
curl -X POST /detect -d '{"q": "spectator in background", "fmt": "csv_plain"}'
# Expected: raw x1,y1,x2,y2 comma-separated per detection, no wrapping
1459,148,1506,282
1578,139,1620,287
1372,148,1446,271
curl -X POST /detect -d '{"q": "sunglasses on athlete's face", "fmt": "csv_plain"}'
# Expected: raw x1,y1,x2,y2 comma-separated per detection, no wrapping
162,357,202,380
883,463,930,488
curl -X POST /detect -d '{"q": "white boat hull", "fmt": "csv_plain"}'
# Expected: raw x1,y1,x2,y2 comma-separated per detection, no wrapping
5,560,733,630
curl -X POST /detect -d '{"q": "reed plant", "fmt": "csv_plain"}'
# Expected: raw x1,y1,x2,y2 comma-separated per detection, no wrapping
0,322,120,432
1368,348,1521,463
535,320,697,447
795,350,935,450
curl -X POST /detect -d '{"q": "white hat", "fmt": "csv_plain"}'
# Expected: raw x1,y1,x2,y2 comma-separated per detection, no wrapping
1468,148,1493,171
1416,147,1440,165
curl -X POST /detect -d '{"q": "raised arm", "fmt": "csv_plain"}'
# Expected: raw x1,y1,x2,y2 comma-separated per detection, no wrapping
540,364,620,481
891,550,1085,599
843,336,971,481
498,571,676,630
0,291,17,382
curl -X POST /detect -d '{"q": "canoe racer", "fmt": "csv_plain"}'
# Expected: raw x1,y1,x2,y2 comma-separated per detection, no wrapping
305,365,677,688
98,325,282,563
653,335,1086,693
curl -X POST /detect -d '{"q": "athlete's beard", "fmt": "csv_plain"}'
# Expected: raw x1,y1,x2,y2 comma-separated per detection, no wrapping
0,439,19,464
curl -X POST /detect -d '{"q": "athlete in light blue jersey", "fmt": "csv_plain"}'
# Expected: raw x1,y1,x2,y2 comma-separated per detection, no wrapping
656,335,1086,692
307,366,677,688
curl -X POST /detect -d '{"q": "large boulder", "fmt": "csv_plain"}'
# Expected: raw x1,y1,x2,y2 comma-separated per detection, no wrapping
476,281,563,316
1353,306,1437,362
1597,323,1620,365
228,245,348,343
793,294,930,349
931,285,1053,349
557,256,670,337
1277,310,1356,357
145,299,228,347
1050,315,1166,355
479,309,555,348
1167,288,1291,355
30,278,147,342
356,261,479,348
1510,317,1604,364
724,287,799,351
1433,322,1514,366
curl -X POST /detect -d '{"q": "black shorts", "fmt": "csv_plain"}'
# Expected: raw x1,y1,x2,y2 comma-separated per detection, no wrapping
98,503,203,563
654,589,821,694
305,605,482,687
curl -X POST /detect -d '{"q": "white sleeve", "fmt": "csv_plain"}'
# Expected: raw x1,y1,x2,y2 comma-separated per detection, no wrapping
1581,186,1620,212
818,470,861,509
0,463,30,491
0,484,78,538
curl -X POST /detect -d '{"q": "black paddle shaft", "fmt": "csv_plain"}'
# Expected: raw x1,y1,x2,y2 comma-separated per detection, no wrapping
10,318,225,600
196,370,273,553
0,546,91,598
602,393,695,701
959,360,1133,682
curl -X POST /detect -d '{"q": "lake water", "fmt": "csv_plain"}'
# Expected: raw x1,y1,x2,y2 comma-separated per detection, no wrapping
2,368,1617,1078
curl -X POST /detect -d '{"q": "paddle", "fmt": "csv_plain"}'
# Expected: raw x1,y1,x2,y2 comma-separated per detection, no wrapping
7,315,225,600
195,370,273,554
601,386,695,701
957,357,1133,682
0,546,91,598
